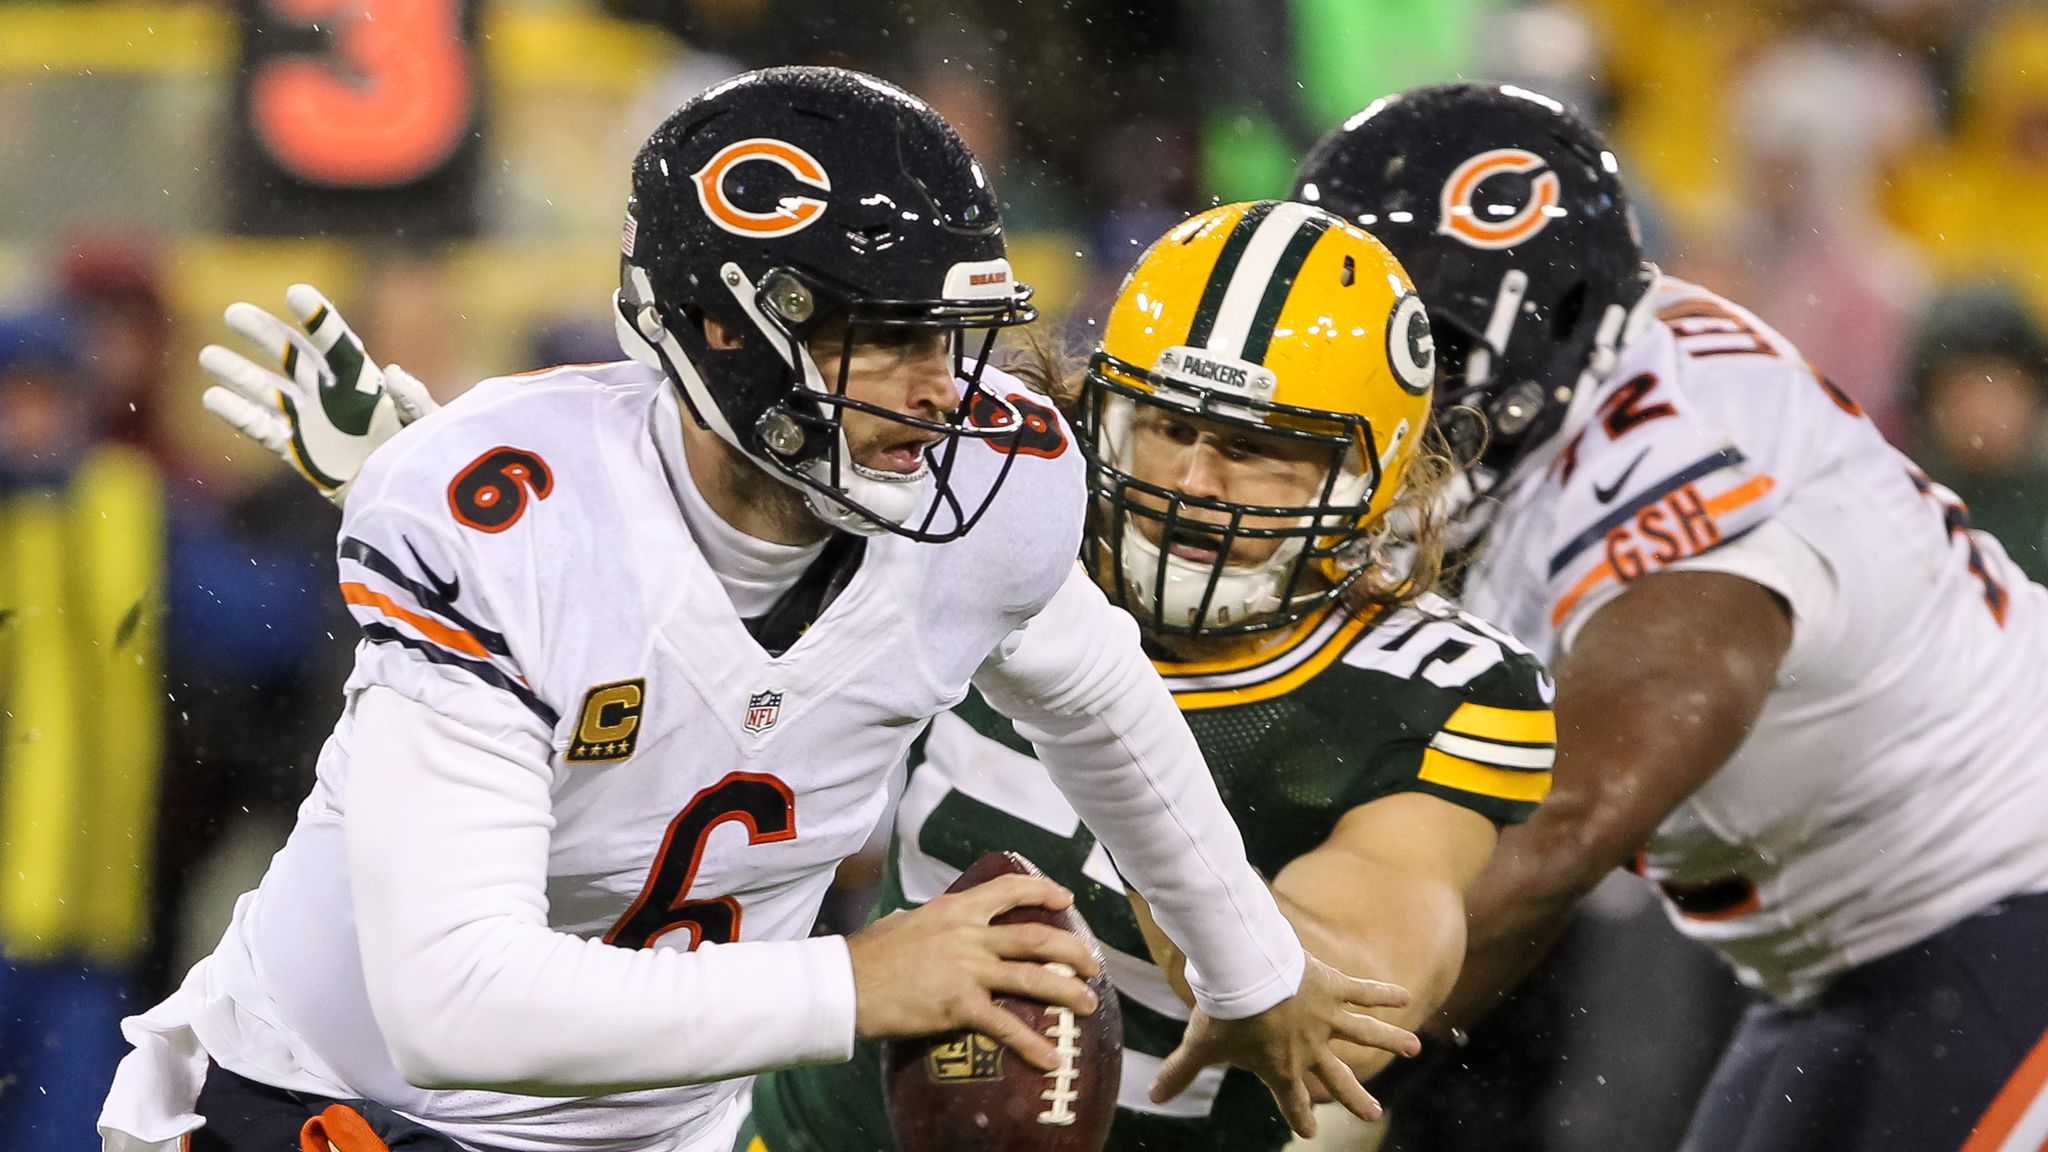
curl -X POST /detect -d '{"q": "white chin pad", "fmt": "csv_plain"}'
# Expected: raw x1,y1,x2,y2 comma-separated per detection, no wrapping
798,427,934,535
1116,519,1304,631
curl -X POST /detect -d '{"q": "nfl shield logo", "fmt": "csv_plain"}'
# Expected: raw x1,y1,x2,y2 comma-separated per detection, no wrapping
744,690,783,735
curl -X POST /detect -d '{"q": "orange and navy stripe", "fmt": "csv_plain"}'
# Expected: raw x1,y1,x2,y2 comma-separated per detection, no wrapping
1545,456,1780,629
1547,447,1749,578
1961,1026,2048,1152
337,536,557,728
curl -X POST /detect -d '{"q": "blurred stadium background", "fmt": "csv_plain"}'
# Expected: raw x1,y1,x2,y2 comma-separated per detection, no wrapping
3,1,2046,1150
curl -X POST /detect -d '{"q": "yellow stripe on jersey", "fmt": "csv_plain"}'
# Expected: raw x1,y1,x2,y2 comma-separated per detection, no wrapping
1153,601,1340,679
1167,610,1376,711
1442,701,1557,746
1417,747,1554,804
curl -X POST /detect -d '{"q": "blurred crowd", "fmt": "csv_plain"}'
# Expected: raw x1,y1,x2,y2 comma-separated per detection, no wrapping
5,1,2048,1150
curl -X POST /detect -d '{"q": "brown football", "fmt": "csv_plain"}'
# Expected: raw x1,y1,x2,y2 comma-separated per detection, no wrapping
882,850,1122,1152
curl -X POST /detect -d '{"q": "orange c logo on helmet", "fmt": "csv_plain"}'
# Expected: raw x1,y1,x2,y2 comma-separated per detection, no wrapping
1439,148,1561,250
692,138,832,238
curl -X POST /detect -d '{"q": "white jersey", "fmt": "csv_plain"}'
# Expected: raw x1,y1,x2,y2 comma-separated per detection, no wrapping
103,360,1304,1152
1463,276,2048,1005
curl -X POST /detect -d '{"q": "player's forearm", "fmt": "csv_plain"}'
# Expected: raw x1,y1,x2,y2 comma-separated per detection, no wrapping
1138,881,1461,1080
383,922,857,1093
347,687,857,1092
1431,811,1599,1034
1273,883,1464,1078
1437,573,1794,1033
1009,698,1302,1018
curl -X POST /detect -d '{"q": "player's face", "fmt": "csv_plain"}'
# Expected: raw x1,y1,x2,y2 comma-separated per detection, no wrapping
811,327,956,476
1122,404,1337,567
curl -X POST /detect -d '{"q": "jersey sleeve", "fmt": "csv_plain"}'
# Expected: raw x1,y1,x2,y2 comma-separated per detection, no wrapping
1540,360,1809,652
347,686,857,1090
335,493,558,751
1339,606,1556,826
972,565,1306,1021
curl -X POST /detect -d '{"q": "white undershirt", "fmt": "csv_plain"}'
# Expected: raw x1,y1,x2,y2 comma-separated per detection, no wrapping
651,385,823,619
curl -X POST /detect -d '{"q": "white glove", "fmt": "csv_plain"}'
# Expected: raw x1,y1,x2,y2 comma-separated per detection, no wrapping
199,283,439,505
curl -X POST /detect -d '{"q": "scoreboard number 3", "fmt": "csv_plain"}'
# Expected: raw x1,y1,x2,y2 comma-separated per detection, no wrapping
251,0,475,188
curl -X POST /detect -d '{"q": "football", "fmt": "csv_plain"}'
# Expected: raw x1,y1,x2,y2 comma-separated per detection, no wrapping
882,851,1122,1152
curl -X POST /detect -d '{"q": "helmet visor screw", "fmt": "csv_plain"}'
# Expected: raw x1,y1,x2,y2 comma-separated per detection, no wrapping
1492,380,1545,437
760,410,806,456
763,272,815,324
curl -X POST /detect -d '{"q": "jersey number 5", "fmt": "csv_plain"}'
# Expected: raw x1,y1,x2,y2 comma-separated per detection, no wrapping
605,772,796,950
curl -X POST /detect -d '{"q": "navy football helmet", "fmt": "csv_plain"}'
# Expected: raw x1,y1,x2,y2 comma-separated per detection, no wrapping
616,66,1037,541
1294,83,1655,478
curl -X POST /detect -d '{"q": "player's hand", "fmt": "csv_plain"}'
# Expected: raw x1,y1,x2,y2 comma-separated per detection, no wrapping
848,873,1103,1072
1149,952,1418,1138
199,283,438,505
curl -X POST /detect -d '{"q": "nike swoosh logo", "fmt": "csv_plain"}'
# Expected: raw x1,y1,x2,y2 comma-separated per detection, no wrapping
404,537,461,604
1593,449,1652,504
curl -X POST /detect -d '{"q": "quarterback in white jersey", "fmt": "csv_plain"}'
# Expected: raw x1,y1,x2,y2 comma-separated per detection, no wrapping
101,68,1410,1152
1299,84,2048,1151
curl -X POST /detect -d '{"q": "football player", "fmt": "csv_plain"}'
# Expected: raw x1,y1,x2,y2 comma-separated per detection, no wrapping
205,195,1560,1151
739,203,1560,1152
1296,84,2048,1151
97,68,1412,1152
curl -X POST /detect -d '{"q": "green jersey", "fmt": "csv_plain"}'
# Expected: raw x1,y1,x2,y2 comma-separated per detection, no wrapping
745,592,1554,1152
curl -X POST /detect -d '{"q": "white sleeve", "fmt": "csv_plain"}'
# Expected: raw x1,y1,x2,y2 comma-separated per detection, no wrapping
971,566,1304,1020
1556,517,1838,658
345,686,856,1093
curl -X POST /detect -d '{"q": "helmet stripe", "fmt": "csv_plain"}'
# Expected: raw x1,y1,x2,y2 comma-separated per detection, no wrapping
1198,201,1321,360
1239,214,1333,365
1184,200,1279,349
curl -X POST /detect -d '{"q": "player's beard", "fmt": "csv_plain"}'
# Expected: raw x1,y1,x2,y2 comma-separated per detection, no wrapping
691,421,837,545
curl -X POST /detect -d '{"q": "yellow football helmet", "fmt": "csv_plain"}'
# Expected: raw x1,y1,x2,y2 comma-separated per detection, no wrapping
1080,200,1436,635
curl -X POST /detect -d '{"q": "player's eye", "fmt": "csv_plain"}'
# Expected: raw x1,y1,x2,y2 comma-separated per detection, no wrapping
1135,409,1202,446
857,328,946,357
1221,436,1270,462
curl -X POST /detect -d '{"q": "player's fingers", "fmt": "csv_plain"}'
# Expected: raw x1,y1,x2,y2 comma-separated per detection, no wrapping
958,874,1074,921
198,344,294,406
981,959,1097,1017
382,364,440,423
1342,976,1412,1012
1334,1011,1421,1058
1314,1050,1384,1125
224,302,325,388
1147,1026,1215,1104
222,301,293,363
1259,1069,1318,1139
201,386,290,455
285,283,354,353
985,922,1100,978
960,998,1059,1072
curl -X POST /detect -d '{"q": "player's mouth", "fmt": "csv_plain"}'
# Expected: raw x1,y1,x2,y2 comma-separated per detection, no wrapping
859,430,942,477
1165,525,1228,564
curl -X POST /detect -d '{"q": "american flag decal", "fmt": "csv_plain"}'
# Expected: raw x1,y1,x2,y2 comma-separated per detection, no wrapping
621,211,639,258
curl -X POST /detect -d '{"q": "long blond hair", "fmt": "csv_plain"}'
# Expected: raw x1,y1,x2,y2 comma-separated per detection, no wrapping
1000,328,1461,613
